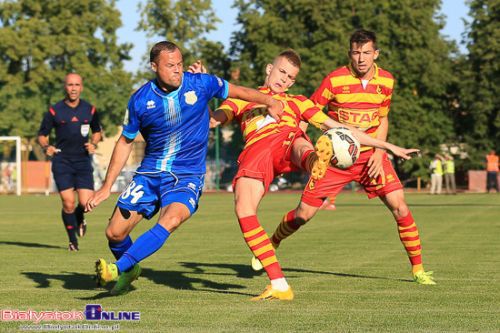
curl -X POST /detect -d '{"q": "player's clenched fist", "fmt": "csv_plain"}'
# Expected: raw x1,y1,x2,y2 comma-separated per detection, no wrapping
85,188,111,212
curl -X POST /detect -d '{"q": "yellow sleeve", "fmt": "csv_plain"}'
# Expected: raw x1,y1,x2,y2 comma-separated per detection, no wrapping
294,96,329,129
216,98,242,125
308,111,329,129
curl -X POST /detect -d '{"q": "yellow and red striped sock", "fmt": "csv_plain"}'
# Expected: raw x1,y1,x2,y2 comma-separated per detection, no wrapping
300,149,315,173
271,210,302,247
396,212,424,273
238,215,284,280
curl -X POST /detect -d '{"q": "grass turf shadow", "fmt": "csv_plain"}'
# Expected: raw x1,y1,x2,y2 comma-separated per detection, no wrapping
0,241,64,249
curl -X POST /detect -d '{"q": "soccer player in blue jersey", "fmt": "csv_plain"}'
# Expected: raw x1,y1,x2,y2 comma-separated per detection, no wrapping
38,73,102,251
85,41,284,295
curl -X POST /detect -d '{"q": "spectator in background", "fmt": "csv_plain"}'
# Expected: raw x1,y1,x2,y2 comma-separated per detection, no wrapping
429,154,444,195
230,67,241,84
444,154,456,194
486,150,499,193
38,73,102,251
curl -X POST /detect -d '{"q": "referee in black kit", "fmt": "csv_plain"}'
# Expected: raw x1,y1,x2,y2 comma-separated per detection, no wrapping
38,73,102,251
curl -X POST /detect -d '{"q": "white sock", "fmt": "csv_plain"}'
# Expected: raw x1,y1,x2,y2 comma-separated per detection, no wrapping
271,278,289,291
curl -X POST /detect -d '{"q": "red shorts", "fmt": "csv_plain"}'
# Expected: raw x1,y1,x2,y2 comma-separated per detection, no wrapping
302,149,403,207
233,128,310,192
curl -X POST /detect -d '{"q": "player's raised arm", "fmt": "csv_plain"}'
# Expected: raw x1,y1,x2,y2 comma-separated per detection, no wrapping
322,117,418,160
186,59,282,124
86,135,134,212
227,83,284,121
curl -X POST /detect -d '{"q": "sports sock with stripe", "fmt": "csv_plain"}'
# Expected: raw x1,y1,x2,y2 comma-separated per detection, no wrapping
300,149,316,173
271,209,303,246
396,212,424,273
239,215,285,281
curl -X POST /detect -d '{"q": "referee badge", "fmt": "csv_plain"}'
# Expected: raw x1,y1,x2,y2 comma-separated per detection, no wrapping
80,124,90,137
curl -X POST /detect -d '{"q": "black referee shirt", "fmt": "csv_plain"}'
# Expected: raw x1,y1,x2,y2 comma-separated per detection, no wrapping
38,99,101,157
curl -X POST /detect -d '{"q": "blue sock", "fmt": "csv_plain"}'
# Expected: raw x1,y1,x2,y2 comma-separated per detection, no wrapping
115,224,170,273
109,236,133,260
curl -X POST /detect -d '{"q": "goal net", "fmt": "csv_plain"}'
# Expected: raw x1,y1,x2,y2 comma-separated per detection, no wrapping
0,136,21,196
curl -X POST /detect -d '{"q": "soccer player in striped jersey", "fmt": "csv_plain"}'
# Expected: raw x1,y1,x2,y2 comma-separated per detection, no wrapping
264,30,436,285
210,49,418,300
85,41,286,296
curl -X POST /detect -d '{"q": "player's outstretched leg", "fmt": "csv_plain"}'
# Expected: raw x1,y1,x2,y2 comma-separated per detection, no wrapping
96,223,170,294
310,134,333,188
111,264,142,296
95,258,119,287
239,215,293,301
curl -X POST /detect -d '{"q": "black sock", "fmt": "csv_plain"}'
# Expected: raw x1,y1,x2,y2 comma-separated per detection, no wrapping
75,204,85,226
61,210,78,244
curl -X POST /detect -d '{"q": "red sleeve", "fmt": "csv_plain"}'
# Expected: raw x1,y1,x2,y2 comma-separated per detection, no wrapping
310,74,334,108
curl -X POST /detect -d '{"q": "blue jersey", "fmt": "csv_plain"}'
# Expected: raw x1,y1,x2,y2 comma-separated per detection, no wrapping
123,72,228,174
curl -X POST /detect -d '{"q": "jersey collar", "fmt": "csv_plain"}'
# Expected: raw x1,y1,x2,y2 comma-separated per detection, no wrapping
347,63,380,80
258,86,287,97
150,73,184,98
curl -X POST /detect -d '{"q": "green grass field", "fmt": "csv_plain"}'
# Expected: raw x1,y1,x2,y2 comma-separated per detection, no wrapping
0,192,499,332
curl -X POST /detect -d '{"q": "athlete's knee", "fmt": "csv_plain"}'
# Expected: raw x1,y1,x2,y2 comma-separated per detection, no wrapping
159,215,184,232
235,203,257,219
295,206,316,223
62,201,75,213
105,226,128,242
391,201,410,219
235,208,255,219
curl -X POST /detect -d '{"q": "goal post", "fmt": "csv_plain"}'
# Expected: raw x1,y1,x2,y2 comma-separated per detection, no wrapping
0,136,22,196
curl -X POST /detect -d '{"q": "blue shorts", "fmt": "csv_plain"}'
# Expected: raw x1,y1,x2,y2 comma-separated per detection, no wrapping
116,172,205,219
52,155,94,191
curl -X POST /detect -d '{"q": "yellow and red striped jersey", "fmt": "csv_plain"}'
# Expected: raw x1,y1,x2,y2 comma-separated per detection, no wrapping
217,87,328,148
310,64,394,151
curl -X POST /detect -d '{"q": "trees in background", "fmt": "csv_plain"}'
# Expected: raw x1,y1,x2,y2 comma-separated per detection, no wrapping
0,0,133,148
138,0,231,78
457,0,499,168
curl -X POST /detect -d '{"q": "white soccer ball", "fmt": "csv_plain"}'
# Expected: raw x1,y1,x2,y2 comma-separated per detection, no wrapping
324,127,360,169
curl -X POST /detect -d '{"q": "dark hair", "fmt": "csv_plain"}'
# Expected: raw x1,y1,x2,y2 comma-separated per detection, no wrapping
150,41,180,63
277,49,302,68
349,30,378,50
